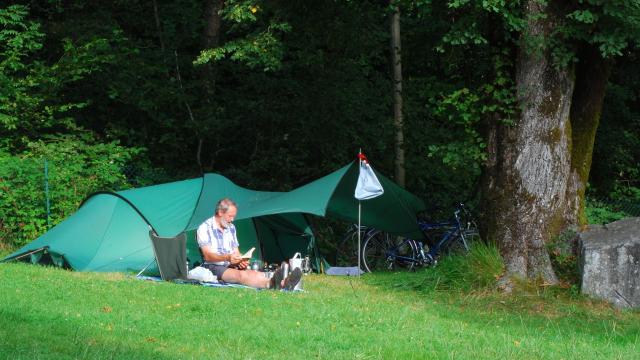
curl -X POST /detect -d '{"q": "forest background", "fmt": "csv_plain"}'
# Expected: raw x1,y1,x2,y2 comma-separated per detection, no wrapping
1,1,639,283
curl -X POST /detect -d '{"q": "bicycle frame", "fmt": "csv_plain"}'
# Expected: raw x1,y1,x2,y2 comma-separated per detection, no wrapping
384,224,462,268
422,208,469,259
362,204,473,272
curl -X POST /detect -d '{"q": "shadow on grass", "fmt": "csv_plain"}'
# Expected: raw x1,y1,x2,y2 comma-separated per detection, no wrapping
0,307,180,360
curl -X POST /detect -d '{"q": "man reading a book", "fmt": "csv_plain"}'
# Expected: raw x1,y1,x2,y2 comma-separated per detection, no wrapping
197,198,301,290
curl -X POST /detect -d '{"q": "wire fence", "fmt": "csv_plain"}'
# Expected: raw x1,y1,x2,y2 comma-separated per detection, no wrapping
585,196,640,224
0,156,180,248
121,164,177,188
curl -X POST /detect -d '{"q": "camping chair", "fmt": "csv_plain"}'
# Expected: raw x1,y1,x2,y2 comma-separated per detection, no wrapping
148,230,188,281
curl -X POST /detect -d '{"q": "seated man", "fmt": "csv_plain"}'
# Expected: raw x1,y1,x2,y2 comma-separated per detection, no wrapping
197,197,301,290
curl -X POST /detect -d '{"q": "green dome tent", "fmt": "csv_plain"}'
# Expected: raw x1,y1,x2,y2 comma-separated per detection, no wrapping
2,161,426,275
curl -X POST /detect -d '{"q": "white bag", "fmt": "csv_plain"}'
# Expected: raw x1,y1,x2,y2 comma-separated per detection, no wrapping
289,252,303,271
187,266,218,283
288,253,304,291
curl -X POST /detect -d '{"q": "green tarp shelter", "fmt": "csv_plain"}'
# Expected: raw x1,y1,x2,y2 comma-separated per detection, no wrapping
2,161,426,275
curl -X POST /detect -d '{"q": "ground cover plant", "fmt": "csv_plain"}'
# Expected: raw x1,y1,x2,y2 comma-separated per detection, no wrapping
1,244,638,360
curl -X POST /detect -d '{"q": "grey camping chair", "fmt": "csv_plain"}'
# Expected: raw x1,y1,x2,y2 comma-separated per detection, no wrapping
148,230,188,281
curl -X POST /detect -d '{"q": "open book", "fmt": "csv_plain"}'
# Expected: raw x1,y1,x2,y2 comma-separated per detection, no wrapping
241,247,255,259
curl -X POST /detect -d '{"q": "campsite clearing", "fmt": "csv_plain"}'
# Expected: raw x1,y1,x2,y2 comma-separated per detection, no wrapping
1,262,638,359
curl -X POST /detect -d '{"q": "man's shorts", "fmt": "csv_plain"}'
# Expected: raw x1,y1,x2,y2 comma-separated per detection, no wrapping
202,263,229,280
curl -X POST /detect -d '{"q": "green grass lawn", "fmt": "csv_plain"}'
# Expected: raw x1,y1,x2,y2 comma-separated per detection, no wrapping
1,262,638,360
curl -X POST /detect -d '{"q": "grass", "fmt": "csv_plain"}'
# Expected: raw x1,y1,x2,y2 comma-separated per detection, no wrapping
1,246,639,359
0,243,12,259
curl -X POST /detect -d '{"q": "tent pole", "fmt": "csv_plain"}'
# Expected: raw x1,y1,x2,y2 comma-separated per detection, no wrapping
357,148,362,277
358,201,361,277
3,246,48,263
44,159,51,229
136,258,156,277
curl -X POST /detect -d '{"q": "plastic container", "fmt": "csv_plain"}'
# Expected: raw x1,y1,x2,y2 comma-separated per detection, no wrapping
303,255,311,274
289,252,303,271
288,253,303,291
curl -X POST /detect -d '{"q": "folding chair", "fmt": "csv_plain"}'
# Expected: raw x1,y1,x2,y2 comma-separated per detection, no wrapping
148,230,188,281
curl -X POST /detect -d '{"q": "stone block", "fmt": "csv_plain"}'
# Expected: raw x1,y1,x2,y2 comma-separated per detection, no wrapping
579,217,640,308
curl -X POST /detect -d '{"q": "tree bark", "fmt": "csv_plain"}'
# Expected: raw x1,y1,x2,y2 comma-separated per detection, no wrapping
196,0,224,172
152,0,166,59
390,4,405,187
563,46,612,227
483,0,577,285
201,0,224,98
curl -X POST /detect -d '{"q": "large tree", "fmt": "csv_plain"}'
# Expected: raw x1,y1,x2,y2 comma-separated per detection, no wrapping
480,0,640,285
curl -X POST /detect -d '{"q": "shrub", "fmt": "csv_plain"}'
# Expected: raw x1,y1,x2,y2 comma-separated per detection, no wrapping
585,198,631,224
0,135,143,248
413,242,504,292
546,228,580,285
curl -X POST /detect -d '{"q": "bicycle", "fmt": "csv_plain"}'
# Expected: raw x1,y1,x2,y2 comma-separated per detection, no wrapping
334,223,381,267
361,203,480,272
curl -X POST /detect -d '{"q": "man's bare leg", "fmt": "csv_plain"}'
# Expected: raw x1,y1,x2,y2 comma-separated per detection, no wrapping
221,268,271,288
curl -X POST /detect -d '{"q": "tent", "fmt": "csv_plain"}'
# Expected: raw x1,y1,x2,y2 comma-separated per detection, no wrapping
2,161,426,275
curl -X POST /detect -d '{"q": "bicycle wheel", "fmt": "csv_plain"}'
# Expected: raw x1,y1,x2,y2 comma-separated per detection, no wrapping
441,230,470,256
459,213,480,252
461,226,481,248
390,236,418,271
441,227,480,255
448,204,481,254
362,231,417,272
335,227,360,266
361,231,390,272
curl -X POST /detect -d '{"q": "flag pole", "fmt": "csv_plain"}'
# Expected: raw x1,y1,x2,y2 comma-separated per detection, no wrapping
358,149,362,277
354,149,384,276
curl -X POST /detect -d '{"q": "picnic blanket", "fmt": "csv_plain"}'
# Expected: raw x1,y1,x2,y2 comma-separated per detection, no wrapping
135,275,257,290
135,274,304,292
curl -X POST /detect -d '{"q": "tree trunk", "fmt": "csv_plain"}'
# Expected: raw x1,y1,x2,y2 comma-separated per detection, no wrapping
152,0,166,60
196,0,224,171
563,46,612,227
483,0,576,286
390,4,405,187
201,0,223,98
203,0,224,50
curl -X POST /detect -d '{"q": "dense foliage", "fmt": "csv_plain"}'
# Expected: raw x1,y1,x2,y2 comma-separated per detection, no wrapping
0,137,142,247
0,1,638,253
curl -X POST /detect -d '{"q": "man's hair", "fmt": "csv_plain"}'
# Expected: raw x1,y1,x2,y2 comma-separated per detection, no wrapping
215,198,237,215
